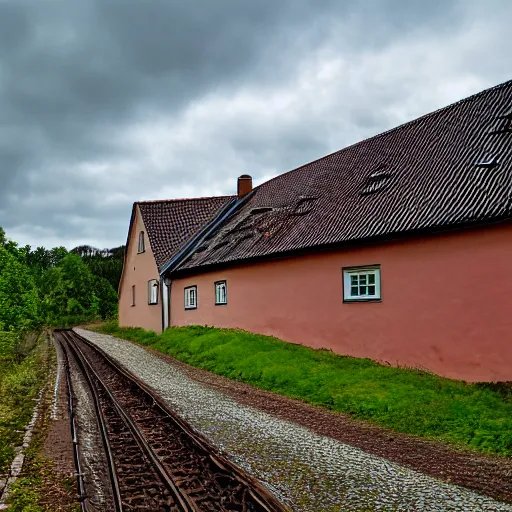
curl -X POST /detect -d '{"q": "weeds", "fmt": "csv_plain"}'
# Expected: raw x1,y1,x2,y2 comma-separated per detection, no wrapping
4,335,80,511
0,332,46,474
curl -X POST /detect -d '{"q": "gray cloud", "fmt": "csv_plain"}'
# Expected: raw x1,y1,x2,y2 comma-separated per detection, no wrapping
0,0,511,249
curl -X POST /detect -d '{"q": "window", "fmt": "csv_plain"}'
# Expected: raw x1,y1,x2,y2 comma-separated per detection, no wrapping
343,266,381,302
184,286,197,310
131,285,136,306
138,231,145,253
215,281,227,305
148,279,159,305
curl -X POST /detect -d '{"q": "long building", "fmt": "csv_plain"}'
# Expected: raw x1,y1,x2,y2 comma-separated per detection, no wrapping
119,79,512,382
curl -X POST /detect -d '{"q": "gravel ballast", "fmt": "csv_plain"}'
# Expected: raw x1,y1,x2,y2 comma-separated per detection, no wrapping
76,328,512,512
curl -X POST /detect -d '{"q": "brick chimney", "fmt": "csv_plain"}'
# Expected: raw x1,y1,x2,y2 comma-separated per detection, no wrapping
237,174,253,199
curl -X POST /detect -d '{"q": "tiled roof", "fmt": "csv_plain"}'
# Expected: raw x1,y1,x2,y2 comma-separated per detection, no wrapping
178,80,512,272
138,196,234,270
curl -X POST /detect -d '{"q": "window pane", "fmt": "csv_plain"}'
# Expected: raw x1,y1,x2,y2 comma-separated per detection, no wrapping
359,285,367,295
185,288,196,308
216,282,226,303
359,275,367,285
368,285,376,295
368,273,375,284
350,275,358,285
351,286,359,296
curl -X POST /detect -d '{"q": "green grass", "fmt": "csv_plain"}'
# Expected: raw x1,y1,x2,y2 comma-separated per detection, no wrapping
95,321,512,457
0,332,17,357
4,334,79,512
0,332,46,474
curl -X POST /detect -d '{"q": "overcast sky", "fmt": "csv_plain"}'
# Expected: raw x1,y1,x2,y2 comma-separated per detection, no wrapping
1,0,511,250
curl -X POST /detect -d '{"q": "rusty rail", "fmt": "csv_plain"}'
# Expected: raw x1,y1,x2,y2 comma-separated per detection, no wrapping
55,329,289,512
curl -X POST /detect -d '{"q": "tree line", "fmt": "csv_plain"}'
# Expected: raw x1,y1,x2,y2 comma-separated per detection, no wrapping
0,227,124,331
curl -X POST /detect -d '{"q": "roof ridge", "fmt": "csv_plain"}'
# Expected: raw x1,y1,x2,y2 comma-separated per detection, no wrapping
178,78,512,272
137,195,235,205
255,78,512,190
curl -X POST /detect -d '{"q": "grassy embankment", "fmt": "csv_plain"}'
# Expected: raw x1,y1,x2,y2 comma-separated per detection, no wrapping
94,321,512,457
1,331,79,511
0,332,46,475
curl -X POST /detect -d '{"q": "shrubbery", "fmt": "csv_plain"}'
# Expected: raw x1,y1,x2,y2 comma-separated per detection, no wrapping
0,246,39,331
0,227,119,329
0,331,46,474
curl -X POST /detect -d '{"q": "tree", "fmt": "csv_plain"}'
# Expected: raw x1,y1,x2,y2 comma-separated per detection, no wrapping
26,246,68,281
93,275,118,319
0,246,39,331
0,226,119,328
71,244,125,291
39,253,118,323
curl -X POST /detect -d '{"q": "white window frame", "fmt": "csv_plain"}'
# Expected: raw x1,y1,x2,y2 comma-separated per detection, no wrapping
184,285,197,310
138,231,145,253
215,280,227,305
148,279,159,305
343,266,381,302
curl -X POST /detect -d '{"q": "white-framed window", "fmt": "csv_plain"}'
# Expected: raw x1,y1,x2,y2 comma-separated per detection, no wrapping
215,280,227,305
138,231,145,253
184,285,197,310
343,266,381,302
131,285,136,306
148,279,159,305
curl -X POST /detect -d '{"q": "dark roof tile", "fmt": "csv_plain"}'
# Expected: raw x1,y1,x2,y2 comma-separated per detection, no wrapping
138,196,234,270
179,80,512,271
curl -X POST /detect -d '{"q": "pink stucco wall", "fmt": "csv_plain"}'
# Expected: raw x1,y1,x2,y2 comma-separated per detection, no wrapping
119,206,162,333
170,222,512,382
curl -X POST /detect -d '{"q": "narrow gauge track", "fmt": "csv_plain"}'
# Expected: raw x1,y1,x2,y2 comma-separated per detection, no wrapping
55,329,289,512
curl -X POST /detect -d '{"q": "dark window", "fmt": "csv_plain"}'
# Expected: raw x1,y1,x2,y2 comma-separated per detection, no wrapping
131,285,136,306
138,231,145,253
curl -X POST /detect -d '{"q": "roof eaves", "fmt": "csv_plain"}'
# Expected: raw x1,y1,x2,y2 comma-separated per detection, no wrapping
137,195,235,205
118,202,138,295
172,214,512,277
161,192,255,275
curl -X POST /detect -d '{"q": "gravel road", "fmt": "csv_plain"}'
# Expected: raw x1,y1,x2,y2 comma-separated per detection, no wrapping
75,328,512,512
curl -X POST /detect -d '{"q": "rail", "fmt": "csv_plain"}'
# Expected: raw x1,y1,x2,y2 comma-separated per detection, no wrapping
54,329,289,512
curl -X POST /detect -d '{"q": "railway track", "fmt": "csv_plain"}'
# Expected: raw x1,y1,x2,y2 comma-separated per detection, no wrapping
55,329,288,512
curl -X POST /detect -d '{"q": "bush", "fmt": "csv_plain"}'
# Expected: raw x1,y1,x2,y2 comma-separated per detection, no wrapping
0,331,17,358
0,247,39,331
